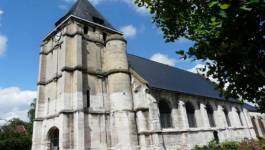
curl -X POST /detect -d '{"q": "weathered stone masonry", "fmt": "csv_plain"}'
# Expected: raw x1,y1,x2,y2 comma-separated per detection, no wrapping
31,0,265,150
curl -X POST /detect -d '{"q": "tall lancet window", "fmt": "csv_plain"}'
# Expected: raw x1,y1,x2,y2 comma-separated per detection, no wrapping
258,118,265,134
206,104,216,127
236,108,243,126
223,107,231,127
186,102,197,128
158,100,172,128
251,117,259,136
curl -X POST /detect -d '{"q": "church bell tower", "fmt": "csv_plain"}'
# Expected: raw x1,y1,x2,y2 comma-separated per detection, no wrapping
32,0,139,149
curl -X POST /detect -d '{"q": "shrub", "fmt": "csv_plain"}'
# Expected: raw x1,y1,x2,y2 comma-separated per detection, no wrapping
220,141,238,150
193,140,220,150
192,139,265,150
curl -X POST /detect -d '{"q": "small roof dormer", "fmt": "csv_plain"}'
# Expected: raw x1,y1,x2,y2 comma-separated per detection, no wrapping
55,0,116,30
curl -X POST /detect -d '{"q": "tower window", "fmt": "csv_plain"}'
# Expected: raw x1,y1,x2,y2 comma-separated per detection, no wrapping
93,17,104,25
84,26,88,34
186,102,197,128
158,100,172,128
206,104,216,127
87,90,90,108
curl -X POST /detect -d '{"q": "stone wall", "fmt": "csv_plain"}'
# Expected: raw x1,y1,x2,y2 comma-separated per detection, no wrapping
131,74,256,150
249,112,265,138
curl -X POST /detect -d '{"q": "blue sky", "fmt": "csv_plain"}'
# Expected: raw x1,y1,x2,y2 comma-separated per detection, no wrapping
0,0,199,122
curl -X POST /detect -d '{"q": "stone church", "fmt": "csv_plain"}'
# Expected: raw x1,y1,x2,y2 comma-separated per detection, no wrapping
32,0,265,149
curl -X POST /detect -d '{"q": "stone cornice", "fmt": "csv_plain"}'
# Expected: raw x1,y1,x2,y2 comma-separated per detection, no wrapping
40,31,105,56
134,107,149,112
34,108,110,121
63,31,105,45
62,66,130,77
138,126,253,135
106,34,127,43
37,66,130,86
37,73,62,86
40,41,63,55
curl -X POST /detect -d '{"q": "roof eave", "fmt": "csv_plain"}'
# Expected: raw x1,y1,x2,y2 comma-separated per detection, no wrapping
42,15,122,43
149,86,242,104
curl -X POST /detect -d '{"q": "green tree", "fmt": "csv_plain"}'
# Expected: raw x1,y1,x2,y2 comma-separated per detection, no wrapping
135,0,265,112
27,98,36,135
0,99,36,150
0,118,32,150
28,98,36,124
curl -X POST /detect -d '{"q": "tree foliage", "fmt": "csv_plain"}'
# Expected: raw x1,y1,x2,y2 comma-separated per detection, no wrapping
28,98,36,124
0,99,36,150
135,0,265,112
0,119,32,150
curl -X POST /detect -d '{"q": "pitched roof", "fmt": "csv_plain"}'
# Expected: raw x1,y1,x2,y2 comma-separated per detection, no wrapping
55,0,115,30
128,54,230,101
243,103,257,112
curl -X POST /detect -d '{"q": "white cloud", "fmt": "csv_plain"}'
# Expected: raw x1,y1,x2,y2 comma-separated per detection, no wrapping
120,0,149,15
0,34,7,56
0,87,36,125
150,53,177,67
120,25,137,38
176,37,193,43
188,63,206,74
188,63,220,84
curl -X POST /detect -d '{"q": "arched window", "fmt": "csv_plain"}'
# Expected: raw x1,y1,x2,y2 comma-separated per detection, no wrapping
186,102,197,128
48,127,59,150
236,108,243,126
258,118,265,134
251,117,259,137
206,104,216,127
223,107,231,127
158,100,172,128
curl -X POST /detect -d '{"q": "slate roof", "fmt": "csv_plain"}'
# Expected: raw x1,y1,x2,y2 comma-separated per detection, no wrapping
128,54,229,101
55,0,115,30
128,54,260,112
243,103,257,112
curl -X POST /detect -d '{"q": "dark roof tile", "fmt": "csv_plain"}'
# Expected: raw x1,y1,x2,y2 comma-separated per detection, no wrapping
128,54,229,101
55,0,115,30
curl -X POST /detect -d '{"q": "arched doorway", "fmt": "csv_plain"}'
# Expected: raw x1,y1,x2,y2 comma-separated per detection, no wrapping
48,127,59,150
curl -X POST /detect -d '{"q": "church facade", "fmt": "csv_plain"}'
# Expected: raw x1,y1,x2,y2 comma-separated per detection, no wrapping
32,0,265,150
